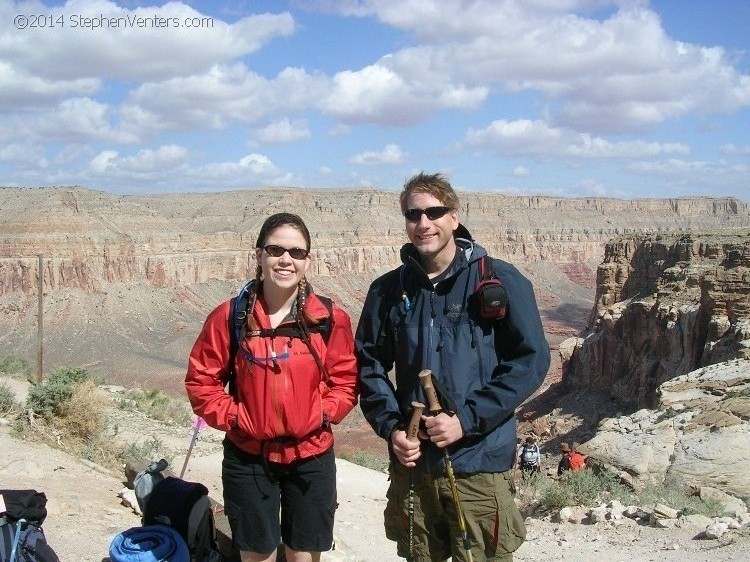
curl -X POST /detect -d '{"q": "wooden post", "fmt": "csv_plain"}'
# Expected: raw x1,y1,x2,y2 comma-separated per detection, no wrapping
37,254,43,383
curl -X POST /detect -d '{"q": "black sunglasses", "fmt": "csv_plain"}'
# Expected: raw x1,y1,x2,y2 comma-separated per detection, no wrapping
262,245,310,260
404,206,452,222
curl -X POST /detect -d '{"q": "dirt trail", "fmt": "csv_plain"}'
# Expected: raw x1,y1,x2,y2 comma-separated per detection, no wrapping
1,376,748,561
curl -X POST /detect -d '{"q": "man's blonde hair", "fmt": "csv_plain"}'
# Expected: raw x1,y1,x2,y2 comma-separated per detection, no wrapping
399,172,460,213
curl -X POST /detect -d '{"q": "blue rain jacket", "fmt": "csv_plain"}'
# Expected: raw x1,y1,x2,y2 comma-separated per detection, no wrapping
356,225,550,475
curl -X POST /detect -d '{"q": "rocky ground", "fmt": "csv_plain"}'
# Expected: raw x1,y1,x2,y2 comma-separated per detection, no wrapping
2,376,750,561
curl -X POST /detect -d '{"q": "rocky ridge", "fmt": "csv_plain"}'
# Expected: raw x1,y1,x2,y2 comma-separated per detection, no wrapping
556,230,750,513
2,187,749,390
563,230,750,407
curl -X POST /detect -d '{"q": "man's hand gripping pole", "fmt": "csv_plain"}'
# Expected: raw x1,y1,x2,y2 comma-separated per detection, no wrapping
419,369,474,562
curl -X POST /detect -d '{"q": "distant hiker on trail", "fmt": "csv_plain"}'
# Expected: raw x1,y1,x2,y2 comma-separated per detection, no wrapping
557,442,573,475
518,437,541,475
356,172,550,562
185,212,358,562
557,442,586,476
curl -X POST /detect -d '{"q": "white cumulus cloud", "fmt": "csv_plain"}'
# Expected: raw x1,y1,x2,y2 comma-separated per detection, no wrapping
350,143,407,165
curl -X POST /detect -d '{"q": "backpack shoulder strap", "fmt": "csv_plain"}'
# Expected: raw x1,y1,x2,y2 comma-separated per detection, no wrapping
477,254,500,283
317,295,334,344
375,266,406,351
226,281,253,394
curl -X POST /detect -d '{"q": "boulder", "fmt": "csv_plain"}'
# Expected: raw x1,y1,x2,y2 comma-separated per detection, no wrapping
581,360,750,503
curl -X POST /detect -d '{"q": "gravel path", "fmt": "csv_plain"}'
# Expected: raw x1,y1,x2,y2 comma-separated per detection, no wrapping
1,375,748,561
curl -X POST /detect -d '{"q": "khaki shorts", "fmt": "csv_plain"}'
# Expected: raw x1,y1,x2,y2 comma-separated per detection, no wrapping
384,462,526,562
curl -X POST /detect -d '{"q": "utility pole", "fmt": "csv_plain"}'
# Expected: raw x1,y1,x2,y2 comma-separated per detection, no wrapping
36,254,43,383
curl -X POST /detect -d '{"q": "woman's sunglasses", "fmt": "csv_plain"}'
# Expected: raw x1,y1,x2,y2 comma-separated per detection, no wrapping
403,206,452,222
262,245,310,260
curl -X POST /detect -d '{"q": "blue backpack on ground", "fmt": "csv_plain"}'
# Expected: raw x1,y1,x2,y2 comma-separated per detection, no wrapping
0,489,59,562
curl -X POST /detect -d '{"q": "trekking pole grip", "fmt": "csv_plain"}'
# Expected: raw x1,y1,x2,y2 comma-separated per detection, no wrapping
418,369,442,414
406,401,425,442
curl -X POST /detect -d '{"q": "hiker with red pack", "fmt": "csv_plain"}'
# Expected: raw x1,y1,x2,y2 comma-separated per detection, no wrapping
557,442,586,476
185,212,358,562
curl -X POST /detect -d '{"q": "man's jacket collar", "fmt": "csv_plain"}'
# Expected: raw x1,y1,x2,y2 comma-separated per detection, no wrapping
399,223,487,282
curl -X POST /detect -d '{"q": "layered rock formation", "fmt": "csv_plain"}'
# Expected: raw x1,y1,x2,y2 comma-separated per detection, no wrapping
562,230,750,408
1,186,749,386
2,187,749,298
582,360,750,503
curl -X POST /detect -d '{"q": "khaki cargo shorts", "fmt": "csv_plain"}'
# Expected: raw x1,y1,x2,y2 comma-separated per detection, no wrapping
384,462,526,561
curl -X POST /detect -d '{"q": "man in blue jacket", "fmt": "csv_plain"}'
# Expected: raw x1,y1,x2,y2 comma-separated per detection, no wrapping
356,172,550,561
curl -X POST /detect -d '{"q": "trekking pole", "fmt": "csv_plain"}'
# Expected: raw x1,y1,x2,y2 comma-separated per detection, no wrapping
180,415,207,478
405,401,425,562
418,370,474,562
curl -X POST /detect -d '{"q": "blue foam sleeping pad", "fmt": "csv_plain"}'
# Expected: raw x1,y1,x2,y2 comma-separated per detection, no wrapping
109,524,190,562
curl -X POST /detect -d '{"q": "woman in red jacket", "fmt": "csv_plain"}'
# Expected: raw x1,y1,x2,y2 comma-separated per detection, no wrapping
185,212,358,562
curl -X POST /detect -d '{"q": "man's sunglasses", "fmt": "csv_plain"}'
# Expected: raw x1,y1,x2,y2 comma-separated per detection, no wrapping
262,245,310,260
404,206,453,222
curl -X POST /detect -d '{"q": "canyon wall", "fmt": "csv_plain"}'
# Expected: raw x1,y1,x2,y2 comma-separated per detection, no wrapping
1,186,749,388
563,230,750,408
2,187,748,296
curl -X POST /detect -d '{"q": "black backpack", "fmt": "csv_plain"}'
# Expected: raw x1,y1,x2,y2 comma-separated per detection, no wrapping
224,280,334,394
0,490,59,562
143,477,221,562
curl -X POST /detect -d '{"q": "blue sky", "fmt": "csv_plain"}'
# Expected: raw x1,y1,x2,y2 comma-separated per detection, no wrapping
1,0,748,200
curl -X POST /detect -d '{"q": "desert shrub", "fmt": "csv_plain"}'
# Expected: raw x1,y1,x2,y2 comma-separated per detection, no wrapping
26,366,93,419
521,468,634,512
58,380,108,441
0,382,19,415
515,470,548,513
47,366,92,387
13,367,126,469
538,479,575,511
120,436,168,463
561,468,632,506
117,388,192,426
520,468,725,517
0,355,32,378
636,473,723,517
656,406,681,423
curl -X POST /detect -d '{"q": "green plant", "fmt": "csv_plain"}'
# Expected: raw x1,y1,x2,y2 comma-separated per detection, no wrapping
538,479,575,511
0,356,32,378
0,382,19,415
519,468,726,517
636,473,723,517
26,366,93,419
120,436,168,463
47,366,93,387
656,406,681,423
118,388,192,426
518,468,635,512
